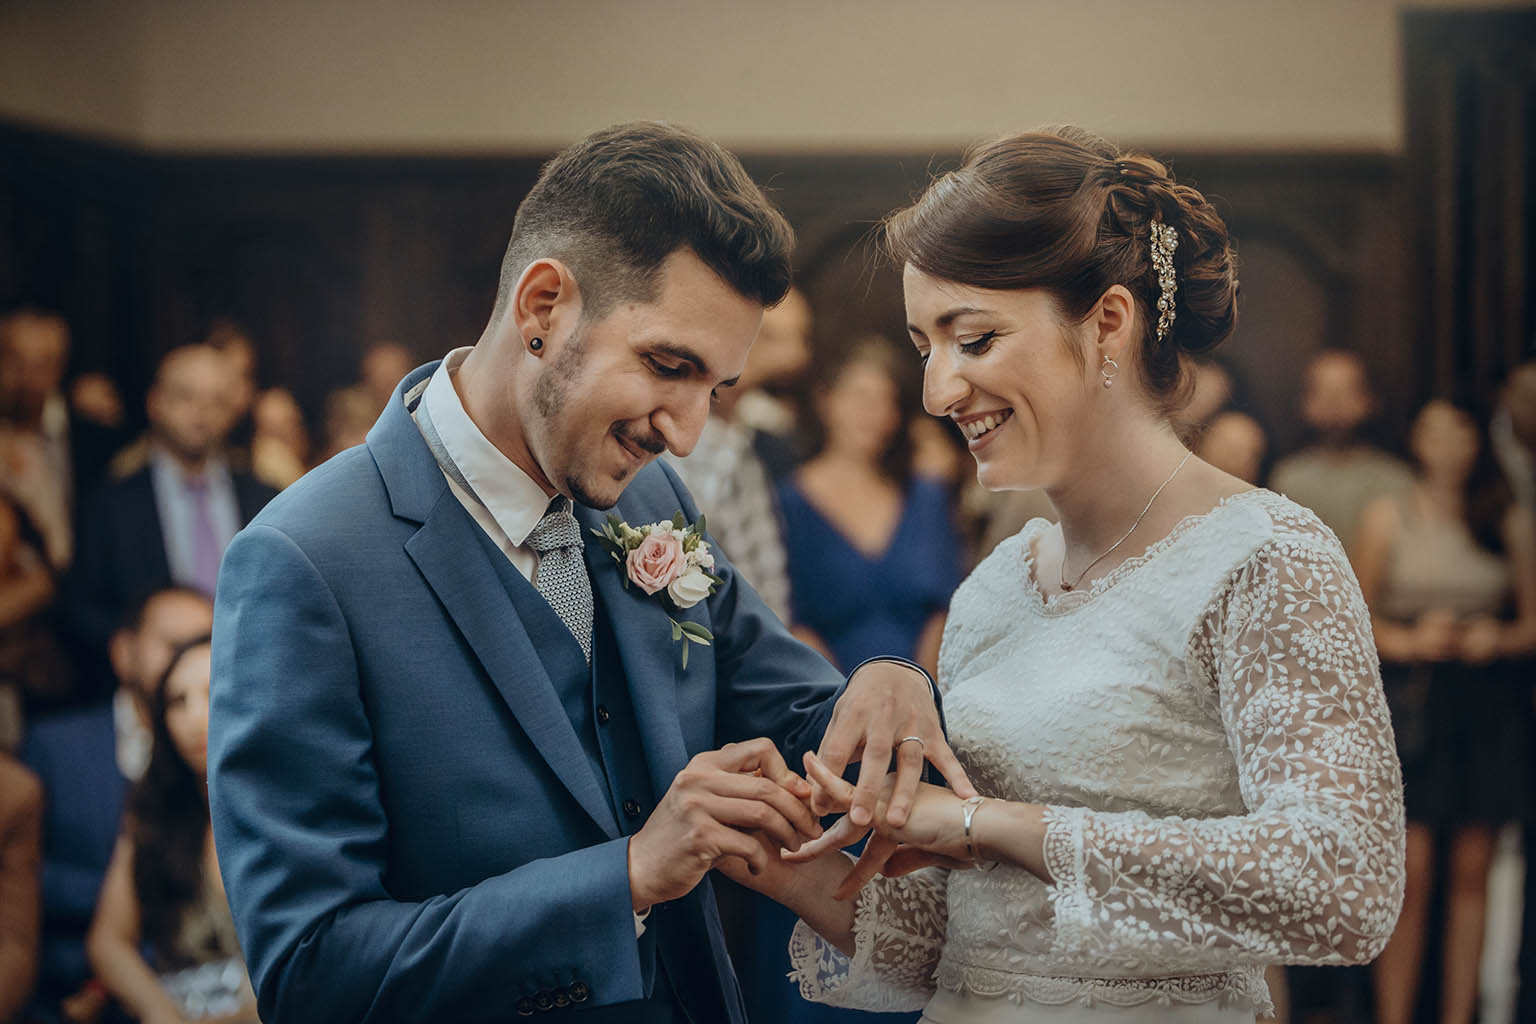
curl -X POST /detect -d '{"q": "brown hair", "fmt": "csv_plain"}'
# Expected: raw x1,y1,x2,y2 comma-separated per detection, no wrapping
493,121,795,323
884,126,1239,414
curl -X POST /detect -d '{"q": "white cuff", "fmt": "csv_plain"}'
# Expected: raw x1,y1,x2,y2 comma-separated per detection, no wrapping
633,907,651,938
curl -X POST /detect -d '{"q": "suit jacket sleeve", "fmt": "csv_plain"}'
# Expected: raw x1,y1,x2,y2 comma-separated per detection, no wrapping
657,462,847,765
209,524,653,1024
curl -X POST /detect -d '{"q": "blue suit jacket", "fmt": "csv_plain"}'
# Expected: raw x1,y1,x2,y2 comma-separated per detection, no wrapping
207,362,849,1023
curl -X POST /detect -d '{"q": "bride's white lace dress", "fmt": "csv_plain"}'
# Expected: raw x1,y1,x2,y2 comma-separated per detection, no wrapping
788,490,1406,1021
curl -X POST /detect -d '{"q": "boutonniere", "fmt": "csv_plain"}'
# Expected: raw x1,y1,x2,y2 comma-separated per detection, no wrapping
592,512,723,667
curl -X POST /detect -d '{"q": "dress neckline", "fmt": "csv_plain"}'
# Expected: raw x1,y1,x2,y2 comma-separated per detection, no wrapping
786,474,919,566
1018,488,1268,616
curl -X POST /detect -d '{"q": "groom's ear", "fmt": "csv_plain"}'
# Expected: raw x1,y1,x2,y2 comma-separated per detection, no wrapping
511,258,583,345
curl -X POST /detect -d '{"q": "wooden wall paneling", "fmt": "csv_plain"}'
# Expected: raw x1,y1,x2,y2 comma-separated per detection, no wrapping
1405,8,1536,408
2,124,1413,466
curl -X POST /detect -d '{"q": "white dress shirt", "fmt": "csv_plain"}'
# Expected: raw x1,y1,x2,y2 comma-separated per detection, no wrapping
149,448,242,594
412,347,651,936
413,347,551,581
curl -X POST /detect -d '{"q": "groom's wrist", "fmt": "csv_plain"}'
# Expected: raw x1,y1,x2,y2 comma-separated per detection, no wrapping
847,656,936,704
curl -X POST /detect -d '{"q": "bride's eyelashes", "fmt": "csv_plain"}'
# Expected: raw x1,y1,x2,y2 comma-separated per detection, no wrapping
958,330,999,356
915,330,1000,368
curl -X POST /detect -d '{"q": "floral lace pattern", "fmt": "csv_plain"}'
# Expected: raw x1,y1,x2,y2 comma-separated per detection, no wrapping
789,490,1405,1017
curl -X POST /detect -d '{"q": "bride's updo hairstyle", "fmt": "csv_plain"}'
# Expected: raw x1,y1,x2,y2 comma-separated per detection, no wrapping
884,126,1239,414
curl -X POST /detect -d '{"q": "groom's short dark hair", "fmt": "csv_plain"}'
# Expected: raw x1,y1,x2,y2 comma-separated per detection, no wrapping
492,121,795,323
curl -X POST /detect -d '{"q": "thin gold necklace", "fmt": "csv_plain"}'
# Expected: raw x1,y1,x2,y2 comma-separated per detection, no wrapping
1058,449,1194,592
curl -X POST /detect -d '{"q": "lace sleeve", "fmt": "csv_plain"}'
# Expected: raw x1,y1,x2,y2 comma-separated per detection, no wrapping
787,863,949,1012
1043,529,1406,969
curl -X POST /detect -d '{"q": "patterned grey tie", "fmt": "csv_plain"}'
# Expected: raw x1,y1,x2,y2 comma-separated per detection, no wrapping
526,497,595,663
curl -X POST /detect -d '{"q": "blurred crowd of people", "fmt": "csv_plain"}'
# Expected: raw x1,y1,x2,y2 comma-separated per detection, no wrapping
1,293,1534,1023
0,311,412,1023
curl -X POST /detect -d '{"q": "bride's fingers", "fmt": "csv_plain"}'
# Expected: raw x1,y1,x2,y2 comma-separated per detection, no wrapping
834,833,901,901
881,846,969,878
803,751,858,811
780,813,867,863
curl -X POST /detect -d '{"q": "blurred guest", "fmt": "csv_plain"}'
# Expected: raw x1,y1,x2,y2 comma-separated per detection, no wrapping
248,388,310,491
359,341,413,414
113,323,260,484
205,322,257,461
69,372,126,434
20,700,127,1019
778,337,962,676
0,495,72,736
1197,409,1268,485
0,753,42,1023
12,586,207,1022
62,345,276,699
909,413,968,489
664,291,812,622
320,386,376,461
1493,358,1536,507
735,285,814,479
1270,349,1412,552
109,587,215,785
1353,398,1536,1024
88,636,258,1024
323,341,415,441
0,311,76,571
1170,354,1234,441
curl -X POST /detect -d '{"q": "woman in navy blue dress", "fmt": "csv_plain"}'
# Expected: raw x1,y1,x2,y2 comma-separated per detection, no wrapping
779,338,963,675
739,337,964,1022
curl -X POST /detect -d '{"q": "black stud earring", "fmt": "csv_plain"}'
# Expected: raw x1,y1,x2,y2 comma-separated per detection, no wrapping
529,337,543,352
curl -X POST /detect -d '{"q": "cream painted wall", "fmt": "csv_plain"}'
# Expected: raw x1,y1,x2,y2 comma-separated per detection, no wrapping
0,0,1522,153
0,0,145,141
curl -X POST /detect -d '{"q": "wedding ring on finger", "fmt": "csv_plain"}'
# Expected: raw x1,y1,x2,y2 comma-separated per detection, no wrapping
897,735,926,753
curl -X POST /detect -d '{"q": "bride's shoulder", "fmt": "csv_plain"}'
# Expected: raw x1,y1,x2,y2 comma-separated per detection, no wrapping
1238,488,1344,550
1211,489,1355,587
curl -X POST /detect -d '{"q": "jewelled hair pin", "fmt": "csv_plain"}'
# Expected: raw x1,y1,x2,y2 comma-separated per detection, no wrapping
1149,221,1178,343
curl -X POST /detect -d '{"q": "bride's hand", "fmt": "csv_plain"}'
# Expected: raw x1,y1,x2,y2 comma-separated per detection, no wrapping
715,826,813,901
786,752,973,898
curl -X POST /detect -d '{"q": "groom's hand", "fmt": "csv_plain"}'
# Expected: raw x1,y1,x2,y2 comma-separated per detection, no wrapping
627,738,821,913
818,661,975,830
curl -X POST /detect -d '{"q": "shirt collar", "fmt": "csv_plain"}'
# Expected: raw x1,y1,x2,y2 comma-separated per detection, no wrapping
149,445,231,491
422,347,553,548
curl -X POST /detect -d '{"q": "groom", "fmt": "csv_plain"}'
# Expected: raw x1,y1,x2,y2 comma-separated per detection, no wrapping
207,122,967,1024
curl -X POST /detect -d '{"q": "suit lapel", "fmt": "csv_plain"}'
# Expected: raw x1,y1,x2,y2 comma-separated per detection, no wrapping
133,469,175,585
380,378,619,840
578,505,690,802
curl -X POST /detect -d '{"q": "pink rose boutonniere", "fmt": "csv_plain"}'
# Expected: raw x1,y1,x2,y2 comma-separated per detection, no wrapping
592,512,722,667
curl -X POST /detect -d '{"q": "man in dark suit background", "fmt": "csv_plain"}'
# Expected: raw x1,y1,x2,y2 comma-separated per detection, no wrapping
62,343,276,698
0,309,127,575
208,122,970,1024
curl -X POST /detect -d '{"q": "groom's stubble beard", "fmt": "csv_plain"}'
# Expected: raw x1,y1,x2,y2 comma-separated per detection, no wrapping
529,328,664,510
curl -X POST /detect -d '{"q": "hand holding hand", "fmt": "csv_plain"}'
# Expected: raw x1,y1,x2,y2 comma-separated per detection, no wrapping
627,738,821,912
1412,609,1461,662
787,752,973,899
1458,615,1503,664
817,661,975,831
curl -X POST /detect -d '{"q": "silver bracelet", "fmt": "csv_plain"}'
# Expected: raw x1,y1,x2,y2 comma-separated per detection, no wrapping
961,796,996,871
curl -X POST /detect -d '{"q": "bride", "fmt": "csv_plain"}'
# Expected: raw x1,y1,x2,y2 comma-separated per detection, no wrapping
722,126,1406,1023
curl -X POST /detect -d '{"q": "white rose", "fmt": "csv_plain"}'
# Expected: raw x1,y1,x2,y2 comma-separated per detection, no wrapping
667,567,714,609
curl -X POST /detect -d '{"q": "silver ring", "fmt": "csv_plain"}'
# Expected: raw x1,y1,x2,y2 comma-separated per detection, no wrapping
897,735,925,751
